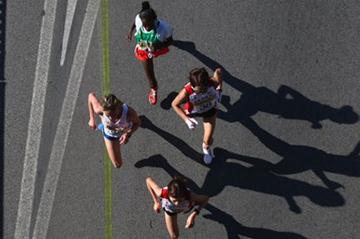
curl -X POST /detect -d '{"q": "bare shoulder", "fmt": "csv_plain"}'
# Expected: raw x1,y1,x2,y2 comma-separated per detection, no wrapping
190,192,209,204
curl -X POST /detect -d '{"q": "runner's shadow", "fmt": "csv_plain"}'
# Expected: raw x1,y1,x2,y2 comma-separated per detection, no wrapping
204,204,307,239
135,155,307,239
238,117,360,189
160,91,178,110
135,153,344,214
139,115,204,164
173,40,359,128
219,85,358,129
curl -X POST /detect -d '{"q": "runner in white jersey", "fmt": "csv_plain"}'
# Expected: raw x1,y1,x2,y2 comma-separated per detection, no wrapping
146,176,208,239
172,68,222,165
127,1,173,105
88,93,141,168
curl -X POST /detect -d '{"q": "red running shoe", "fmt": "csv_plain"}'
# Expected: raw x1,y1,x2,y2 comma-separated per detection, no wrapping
148,88,157,105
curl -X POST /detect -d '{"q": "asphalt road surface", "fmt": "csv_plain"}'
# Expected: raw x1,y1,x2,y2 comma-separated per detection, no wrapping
3,0,360,238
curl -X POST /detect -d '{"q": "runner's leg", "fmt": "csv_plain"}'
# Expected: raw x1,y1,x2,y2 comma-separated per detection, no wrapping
164,213,179,239
104,138,123,168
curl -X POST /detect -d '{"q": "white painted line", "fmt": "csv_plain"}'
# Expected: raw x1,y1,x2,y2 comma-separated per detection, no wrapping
60,0,78,66
32,0,100,238
14,0,58,238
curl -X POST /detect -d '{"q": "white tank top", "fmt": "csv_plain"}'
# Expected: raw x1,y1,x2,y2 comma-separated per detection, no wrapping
100,104,133,138
160,187,192,214
184,83,219,114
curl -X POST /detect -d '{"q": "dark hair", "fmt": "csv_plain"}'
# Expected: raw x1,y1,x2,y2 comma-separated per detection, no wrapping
189,67,211,88
139,1,157,22
167,176,190,199
101,94,122,111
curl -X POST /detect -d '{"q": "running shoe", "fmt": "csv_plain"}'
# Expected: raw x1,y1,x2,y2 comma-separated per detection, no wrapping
203,146,214,165
148,88,157,105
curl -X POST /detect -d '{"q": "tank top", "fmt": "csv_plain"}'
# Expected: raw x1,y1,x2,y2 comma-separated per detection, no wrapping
160,187,192,214
100,104,133,138
134,14,173,44
184,82,220,114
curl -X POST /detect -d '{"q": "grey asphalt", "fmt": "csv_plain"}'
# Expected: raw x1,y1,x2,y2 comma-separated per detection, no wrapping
3,0,360,238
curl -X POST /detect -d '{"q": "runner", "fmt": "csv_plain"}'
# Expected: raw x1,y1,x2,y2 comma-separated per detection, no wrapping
88,93,141,168
172,68,222,164
146,176,209,239
127,1,173,105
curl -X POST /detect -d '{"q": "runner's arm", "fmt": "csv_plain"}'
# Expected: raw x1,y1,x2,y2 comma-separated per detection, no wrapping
172,88,190,122
146,177,162,204
127,22,136,41
211,68,222,90
88,93,102,118
185,193,209,228
125,106,141,137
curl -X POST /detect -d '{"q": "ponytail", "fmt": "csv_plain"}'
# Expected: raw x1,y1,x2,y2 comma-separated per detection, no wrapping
141,1,150,11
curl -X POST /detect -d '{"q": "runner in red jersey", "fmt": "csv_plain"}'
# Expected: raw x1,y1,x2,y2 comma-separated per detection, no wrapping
172,68,222,164
146,176,208,239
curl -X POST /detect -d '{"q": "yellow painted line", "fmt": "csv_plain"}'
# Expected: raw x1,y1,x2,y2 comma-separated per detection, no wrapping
101,0,112,238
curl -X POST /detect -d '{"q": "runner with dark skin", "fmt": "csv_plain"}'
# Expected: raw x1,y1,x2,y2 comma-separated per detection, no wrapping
127,1,173,105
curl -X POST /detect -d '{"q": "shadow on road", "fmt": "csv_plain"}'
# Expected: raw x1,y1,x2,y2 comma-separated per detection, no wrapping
238,116,360,189
135,134,344,214
135,155,308,239
204,204,307,239
172,40,359,128
0,0,7,236
140,115,203,164
172,39,360,191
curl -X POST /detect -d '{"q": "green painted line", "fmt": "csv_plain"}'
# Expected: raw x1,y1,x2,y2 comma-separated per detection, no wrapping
103,153,113,239
101,0,112,238
102,0,110,95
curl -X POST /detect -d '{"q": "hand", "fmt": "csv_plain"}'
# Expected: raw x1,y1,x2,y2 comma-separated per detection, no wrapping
88,118,97,130
214,68,222,76
119,133,131,145
185,118,198,130
185,213,196,229
153,202,161,213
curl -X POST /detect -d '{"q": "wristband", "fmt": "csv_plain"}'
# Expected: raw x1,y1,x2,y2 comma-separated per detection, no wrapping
194,209,200,215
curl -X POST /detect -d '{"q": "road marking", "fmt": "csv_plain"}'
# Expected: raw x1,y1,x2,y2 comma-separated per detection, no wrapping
60,0,78,66
31,0,101,238
101,0,113,238
14,0,58,238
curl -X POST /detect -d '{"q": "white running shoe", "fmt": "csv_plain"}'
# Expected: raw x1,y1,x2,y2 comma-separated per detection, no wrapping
203,147,214,165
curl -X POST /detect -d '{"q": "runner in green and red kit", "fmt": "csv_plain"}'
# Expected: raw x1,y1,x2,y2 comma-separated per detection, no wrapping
127,1,173,105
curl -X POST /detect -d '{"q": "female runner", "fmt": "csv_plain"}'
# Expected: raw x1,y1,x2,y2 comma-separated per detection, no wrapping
172,68,222,164
127,1,173,105
146,176,208,239
88,93,141,168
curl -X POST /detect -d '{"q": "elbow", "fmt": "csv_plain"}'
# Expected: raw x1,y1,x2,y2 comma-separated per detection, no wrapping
88,92,96,101
146,177,152,184
171,100,178,109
